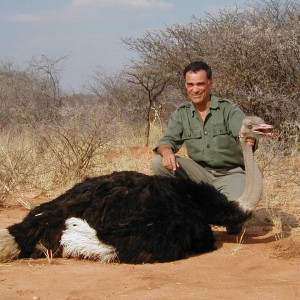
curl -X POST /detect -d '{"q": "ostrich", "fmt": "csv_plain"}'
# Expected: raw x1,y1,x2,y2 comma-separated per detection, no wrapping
0,116,273,264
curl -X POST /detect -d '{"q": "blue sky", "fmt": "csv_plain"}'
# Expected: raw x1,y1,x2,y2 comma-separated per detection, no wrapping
0,0,253,92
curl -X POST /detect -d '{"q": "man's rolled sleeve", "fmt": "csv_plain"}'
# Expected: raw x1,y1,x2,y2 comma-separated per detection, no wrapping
153,111,184,154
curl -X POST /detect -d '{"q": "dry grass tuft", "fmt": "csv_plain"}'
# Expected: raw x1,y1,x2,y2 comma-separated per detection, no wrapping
231,227,247,255
36,243,54,265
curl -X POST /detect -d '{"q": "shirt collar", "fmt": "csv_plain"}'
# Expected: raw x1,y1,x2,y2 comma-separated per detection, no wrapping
189,94,220,117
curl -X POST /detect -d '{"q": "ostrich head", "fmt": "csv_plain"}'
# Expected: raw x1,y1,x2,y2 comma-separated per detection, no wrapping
240,116,273,141
238,116,273,212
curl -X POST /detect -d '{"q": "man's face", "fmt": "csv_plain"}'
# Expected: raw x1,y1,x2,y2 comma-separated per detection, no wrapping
184,70,213,105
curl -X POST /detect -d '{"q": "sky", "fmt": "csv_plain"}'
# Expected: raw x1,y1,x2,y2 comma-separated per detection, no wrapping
0,0,253,92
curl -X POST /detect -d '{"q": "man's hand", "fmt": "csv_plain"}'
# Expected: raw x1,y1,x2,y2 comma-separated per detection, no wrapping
239,133,256,147
246,137,256,147
157,145,180,171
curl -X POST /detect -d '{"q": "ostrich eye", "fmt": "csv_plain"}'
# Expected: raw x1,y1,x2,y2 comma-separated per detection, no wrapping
248,124,253,129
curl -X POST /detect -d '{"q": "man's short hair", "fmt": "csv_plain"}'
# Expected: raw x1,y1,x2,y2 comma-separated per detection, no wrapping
183,61,212,80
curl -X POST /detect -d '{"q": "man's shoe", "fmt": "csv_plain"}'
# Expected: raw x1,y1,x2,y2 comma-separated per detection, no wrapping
226,224,243,235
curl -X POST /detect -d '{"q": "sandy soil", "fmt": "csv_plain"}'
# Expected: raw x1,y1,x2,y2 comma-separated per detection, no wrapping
1,189,300,300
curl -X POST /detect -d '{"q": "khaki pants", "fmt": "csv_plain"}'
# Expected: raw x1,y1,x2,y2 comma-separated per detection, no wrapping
152,155,246,202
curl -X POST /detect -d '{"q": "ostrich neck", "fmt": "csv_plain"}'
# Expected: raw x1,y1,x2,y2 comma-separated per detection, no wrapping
238,141,263,212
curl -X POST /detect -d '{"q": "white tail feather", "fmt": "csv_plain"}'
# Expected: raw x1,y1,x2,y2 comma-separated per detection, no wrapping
61,217,118,262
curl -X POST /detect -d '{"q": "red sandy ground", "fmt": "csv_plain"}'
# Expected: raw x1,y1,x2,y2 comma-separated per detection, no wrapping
1,189,300,300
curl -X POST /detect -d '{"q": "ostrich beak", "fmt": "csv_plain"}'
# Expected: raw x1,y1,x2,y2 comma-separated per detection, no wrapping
253,123,274,136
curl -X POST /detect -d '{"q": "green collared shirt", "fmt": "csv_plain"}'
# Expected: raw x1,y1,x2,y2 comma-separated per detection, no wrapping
154,95,246,169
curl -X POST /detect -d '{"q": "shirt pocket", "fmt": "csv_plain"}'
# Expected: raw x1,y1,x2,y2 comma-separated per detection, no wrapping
182,128,202,140
213,124,236,149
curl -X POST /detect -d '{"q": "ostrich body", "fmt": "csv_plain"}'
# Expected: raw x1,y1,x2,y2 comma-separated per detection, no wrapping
0,117,273,264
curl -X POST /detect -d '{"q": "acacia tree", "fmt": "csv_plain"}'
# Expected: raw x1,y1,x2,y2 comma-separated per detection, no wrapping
28,55,66,108
125,64,169,146
122,23,199,94
87,66,171,146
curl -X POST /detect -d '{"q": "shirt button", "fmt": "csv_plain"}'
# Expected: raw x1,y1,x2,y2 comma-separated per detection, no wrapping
188,133,191,137
207,144,210,148
204,131,208,135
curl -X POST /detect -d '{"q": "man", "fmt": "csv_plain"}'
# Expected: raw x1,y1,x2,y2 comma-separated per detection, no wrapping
152,61,256,235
